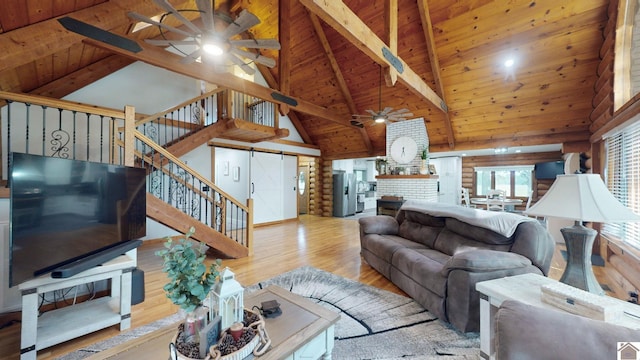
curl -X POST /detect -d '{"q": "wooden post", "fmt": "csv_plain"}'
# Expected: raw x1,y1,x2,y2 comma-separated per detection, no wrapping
123,105,136,167
246,198,254,256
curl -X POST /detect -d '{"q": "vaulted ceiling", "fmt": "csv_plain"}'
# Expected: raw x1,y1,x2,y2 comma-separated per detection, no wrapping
0,0,610,159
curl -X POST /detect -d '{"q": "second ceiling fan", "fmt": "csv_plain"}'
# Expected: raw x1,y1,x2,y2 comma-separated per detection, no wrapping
352,65,414,126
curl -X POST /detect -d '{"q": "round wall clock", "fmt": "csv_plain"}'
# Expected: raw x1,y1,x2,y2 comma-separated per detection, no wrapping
390,136,417,164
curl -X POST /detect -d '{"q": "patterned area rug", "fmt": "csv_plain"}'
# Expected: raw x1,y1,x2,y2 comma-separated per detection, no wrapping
59,266,479,359
245,266,479,359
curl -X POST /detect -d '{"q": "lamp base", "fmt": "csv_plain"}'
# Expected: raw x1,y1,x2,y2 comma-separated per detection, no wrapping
559,223,604,295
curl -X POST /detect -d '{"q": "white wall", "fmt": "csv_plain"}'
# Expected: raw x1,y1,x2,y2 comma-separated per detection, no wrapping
63,62,200,114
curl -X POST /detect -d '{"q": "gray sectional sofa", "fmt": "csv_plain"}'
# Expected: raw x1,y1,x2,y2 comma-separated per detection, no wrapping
358,200,555,332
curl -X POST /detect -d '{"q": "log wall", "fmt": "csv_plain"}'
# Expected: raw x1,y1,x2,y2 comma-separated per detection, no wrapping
461,151,563,209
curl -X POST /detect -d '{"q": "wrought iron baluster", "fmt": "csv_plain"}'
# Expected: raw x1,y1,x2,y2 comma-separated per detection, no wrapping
40,105,46,156
71,111,77,160
25,103,30,154
51,108,70,158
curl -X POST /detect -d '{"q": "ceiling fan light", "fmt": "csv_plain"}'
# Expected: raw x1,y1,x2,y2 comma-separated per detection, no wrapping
203,42,224,56
374,115,386,123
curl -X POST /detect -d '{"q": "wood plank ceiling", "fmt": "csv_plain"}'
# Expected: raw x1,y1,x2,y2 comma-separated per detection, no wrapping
0,0,610,159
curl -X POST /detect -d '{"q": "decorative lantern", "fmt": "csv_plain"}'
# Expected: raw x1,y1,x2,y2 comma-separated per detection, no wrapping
209,267,244,330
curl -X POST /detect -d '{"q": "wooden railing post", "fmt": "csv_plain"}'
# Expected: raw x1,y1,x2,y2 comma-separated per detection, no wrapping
246,198,254,256
123,105,136,167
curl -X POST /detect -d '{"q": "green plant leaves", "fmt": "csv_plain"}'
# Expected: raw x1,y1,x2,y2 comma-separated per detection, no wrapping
156,228,221,311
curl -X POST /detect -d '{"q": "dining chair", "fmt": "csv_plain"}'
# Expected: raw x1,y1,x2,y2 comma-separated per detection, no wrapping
460,188,472,207
486,189,506,211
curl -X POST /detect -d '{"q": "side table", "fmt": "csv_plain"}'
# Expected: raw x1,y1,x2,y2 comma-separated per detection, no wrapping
475,273,640,360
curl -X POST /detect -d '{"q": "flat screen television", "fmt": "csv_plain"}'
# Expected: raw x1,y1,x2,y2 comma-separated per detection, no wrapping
9,153,147,287
534,161,565,179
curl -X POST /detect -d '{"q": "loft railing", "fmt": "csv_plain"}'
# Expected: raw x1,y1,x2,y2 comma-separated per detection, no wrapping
133,89,224,147
231,91,277,127
0,91,252,253
132,88,278,148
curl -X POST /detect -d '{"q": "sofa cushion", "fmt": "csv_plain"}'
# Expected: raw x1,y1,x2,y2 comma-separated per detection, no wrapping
391,247,449,297
361,234,427,263
441,249,532,276
398,219,442,248
399,210,446,227
444,217,512,245
433,228,512,256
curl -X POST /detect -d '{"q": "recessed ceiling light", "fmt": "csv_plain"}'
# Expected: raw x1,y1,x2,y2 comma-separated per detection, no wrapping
515,149,521,153
504,58,515,68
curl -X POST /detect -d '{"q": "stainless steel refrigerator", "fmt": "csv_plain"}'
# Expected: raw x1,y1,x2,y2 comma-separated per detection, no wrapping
333,172,356,217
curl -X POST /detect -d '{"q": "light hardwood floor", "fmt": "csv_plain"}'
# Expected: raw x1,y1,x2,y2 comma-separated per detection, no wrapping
0,214,628,360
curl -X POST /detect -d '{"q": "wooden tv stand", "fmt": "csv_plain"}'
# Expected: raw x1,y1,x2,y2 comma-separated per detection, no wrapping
18,253,136,360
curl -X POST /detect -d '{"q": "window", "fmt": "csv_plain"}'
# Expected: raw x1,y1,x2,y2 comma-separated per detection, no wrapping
474,166,533,197
603,120,640,250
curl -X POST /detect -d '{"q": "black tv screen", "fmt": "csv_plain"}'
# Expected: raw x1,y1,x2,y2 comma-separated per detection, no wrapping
535,161,565,179
9,153,147,286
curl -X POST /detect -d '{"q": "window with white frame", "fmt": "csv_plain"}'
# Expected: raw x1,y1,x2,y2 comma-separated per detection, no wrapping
474,165,533,197
603,119,640,251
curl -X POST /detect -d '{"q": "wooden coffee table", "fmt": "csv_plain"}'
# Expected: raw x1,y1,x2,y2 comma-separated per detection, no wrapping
86,285,340,359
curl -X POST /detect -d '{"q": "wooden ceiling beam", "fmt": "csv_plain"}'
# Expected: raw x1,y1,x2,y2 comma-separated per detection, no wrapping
82,37,351,127
256,63,314,144
417,0,455,149
383,0,398,86
278,0,292,115
0,0,191,74
299,0,446,113
308,12,373,154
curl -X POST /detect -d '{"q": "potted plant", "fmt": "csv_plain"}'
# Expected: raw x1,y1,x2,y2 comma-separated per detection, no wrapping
420,146,429,174
156,227,222,359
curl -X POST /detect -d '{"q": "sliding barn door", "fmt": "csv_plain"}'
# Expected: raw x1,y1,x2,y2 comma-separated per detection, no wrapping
250,152,283,224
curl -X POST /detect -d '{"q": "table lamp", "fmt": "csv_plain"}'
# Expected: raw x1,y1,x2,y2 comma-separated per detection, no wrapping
525,174,640,295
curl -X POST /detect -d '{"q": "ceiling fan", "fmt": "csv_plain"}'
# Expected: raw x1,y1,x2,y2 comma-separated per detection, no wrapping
127,0,281,75
351,65,414,126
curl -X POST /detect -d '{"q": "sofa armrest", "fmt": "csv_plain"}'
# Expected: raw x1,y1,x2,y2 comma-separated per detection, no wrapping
496,300,640,360
441,249,531,276
358,215,399,235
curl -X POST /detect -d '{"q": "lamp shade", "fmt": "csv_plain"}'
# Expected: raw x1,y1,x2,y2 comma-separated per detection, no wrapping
525,174,640,222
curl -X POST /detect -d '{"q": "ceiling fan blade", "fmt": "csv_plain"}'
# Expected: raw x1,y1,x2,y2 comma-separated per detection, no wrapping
365,109,377,116
145,39,198,46
389,112,414,118
381,106,393,115
180,48,202,64
128,11,195,39
221,9,260,39
229,38,281,50
152,0,202,34
228,53,256,75
196,0,215,31
352,114,371,118
390,108,411,114
230,48,276,67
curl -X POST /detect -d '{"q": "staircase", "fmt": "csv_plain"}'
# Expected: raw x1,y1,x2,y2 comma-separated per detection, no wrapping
0,89,289,258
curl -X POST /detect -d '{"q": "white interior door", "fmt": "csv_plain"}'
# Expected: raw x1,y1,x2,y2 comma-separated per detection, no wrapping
250,152,282,224
283,155,298,220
